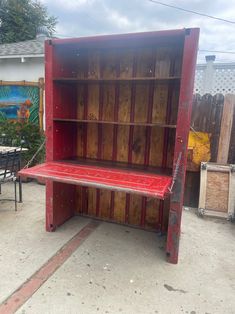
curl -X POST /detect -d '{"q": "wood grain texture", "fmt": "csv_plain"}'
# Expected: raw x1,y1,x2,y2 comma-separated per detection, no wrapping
88,50,100,79
101,124,113,160
228,103,235,164
145,198,160,229
155,47,171,78
87,187,97,216
100,189,111,218
217,94,235,163
116,125,129,162
102,83,115,121
113,191,126,223
134,83,149,122
86,124,98,158
206,171,229,212
119,49,134,78
132,126,146,165
199,164,207,210
77,84,85,119
228,170,235,217
72,43,183,230
191,94,224,162
129,194,142,226
102,50,117,79
118,83,131,122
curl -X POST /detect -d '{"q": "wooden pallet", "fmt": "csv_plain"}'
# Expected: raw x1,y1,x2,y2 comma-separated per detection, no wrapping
199,162,235,219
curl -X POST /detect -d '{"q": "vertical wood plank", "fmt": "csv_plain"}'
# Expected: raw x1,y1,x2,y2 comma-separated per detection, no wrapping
86,83,99,158
228,168,235,218
217,94,235,163
198,163,207,209
87,188,97,216
88,50,100,79
145,198,160,230
228,104,235,163
134,83,149,122
102,84,115,121
100,190,112,218
102,125,113,160
116,125,129,162
118,83,131,122
132,126,146,165
128,194,142,226
119,49,134,78
113,191,126,223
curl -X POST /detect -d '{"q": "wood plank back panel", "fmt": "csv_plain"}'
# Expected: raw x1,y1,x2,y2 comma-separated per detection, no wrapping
74,45,182,230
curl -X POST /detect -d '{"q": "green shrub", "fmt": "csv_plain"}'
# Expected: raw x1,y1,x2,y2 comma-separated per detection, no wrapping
0,120,45,166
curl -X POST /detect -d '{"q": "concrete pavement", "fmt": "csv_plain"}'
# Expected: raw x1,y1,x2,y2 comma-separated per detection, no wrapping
0,182,234,314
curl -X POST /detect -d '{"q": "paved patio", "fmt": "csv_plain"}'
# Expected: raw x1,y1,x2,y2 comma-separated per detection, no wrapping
0,181,234,314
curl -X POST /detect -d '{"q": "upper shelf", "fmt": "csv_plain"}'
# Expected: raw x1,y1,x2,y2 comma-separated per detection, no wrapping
53,118,177,128
53,77,181,83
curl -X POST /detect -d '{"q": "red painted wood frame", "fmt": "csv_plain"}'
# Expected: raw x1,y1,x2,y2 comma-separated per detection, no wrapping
22,28,199,264
166,28,199,263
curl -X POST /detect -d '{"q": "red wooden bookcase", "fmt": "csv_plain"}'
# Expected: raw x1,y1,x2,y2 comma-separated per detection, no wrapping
20,28,199,263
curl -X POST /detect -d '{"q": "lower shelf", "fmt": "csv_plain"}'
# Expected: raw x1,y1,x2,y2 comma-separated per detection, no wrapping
19,161,172,199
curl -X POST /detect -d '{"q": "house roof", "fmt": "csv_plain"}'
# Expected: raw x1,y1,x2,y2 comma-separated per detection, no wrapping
0,38,44,58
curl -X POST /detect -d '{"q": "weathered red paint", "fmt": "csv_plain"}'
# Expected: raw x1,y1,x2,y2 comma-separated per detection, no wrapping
45,180,75,231
166,28,200,263
19,161,172,199
50,29,186,47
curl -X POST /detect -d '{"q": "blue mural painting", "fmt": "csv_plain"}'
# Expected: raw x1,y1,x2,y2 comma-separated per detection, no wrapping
0,85,39,124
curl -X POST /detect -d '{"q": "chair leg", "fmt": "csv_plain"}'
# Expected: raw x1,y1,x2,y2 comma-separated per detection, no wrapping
0,184,1,194
19,176,22,203
14,180,17,211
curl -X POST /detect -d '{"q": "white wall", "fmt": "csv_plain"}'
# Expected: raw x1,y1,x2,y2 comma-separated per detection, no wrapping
0,57,44,82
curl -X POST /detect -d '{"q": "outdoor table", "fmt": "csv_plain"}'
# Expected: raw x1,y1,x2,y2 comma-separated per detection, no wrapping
0,146,28,153
0,146,28,202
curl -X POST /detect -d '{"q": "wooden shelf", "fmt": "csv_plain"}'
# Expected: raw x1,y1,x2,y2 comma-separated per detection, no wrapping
63,157,172,175
53,77,181,83
53,118,177,129
19,160,172,199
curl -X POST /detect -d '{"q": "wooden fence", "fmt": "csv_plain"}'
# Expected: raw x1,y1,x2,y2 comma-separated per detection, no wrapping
184,93,235,207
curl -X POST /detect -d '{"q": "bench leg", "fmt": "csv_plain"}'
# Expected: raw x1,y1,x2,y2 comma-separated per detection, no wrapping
46,180,76,231
14,179,17,211
19,176,22,203
166,203,182,264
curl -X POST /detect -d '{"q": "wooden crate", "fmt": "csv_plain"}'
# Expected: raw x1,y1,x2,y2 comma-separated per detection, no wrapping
199,162,235,219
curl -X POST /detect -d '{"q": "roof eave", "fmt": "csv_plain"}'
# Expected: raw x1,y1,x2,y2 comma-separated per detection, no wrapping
0,54,44,59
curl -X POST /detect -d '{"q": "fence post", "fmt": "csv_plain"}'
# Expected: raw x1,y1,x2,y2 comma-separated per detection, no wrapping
202,55,215,94
217,94,235,163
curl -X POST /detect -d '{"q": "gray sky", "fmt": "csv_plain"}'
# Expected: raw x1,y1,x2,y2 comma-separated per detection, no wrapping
41,0,235,63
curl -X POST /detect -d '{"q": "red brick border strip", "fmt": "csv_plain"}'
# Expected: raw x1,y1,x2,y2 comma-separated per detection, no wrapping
0,222,99,314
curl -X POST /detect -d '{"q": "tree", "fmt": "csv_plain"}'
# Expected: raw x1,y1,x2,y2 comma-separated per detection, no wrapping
0,0,57,43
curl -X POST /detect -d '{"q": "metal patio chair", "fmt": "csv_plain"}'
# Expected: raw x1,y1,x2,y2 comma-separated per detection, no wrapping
0,136,26,202
0,148,21,211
